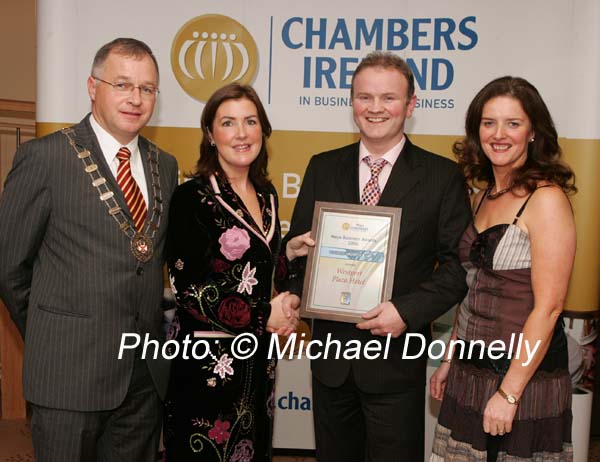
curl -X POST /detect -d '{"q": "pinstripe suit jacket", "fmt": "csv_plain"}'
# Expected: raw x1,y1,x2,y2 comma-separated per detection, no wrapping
283,139,471,393
0,115,178,411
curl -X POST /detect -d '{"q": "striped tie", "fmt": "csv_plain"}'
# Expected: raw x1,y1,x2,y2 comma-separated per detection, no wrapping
116,147,147,231
361,156,388,206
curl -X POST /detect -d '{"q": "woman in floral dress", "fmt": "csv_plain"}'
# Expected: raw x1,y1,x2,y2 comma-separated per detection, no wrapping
163,83,300,462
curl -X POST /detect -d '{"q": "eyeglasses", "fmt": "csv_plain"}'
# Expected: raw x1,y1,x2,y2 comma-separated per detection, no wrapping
92,76,159,98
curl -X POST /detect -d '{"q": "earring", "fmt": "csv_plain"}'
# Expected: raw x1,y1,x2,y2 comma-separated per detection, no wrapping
530,137,535,143
210,141,215,147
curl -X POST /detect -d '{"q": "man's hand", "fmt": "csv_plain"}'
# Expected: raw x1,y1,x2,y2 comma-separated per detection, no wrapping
286,231,315,261
282,293,301,318
356,301,407,338
266,291,300,337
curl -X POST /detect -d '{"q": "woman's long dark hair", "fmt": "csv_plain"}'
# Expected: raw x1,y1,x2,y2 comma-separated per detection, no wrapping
454,76,576,194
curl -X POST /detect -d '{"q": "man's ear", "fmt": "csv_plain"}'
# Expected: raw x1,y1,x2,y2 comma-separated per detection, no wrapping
87,76,97,102
406,94,417,119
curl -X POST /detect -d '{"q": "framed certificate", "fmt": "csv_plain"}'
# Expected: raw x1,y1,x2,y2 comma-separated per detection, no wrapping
300,201,401,323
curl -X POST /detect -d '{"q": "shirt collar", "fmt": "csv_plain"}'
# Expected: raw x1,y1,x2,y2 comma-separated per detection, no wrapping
358,136,405,166
90,114,139,162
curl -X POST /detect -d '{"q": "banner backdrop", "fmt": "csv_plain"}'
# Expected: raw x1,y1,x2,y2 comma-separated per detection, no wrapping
36,0,599,314
36,0,599,454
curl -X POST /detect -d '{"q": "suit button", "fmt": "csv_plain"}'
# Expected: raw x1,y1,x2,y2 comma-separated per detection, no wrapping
136,266,144,276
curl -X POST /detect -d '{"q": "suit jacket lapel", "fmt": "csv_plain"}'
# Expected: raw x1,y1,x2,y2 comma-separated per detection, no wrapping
379,137,425,207
71,115,133,221
209,175,274,250
138,137,154,222
336,143,361,204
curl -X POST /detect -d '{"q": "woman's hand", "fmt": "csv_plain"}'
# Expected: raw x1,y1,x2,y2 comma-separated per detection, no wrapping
286,231,315,261
483,392,518,436
266,291,299,336
429,361,451,401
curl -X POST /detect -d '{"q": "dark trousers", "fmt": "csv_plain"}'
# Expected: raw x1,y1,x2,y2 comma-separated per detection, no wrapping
312,372,425,462
30,357,162,462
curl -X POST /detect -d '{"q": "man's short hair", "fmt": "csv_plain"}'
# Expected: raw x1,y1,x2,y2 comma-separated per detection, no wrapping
91,38,159,79
351,51,415,99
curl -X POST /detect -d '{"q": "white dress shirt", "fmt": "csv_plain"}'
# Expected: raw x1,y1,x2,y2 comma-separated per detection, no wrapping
89,114,149,206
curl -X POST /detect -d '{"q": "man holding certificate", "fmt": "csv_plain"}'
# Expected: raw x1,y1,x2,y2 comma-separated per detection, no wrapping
280,52,471,461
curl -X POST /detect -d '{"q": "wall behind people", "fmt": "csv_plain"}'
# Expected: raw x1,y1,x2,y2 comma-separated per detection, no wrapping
0,0,36,420
0,0,35,101
34,0,599,317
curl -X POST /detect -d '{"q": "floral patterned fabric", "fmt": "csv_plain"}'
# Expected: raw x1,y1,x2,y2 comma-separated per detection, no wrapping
163,174,281,462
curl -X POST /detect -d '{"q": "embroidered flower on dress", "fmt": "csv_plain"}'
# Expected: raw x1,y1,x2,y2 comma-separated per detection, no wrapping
212,258,231,273
213,353,234,379
218,226,251,261
191,417,210,428
266,389,275,418
168,274,177,295
206,377,217,387
218,296,251,328
174,259,184,270
208,419,231,444
237,262,258,295
231,439,254,462
166,314,180,341
267,358,277,380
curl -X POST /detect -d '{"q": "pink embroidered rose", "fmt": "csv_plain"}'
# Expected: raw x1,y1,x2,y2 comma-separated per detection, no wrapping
218,226,251,261
208,419,231,444
218,296,251,329
231,439,254,462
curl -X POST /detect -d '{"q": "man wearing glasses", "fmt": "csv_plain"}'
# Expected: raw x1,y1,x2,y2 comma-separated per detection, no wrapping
0,38,178,461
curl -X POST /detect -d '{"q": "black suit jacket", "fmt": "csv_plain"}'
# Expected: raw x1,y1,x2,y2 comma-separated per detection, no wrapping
0,115,179,410
283,138,471,393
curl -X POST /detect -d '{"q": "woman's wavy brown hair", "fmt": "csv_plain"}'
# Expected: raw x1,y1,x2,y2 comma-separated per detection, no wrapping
193,83,272,188
454,76,576,194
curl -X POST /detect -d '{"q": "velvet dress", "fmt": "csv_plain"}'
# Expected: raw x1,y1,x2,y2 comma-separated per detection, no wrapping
163,173,281,462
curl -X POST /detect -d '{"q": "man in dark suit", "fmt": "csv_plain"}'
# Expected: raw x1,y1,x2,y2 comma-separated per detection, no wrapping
0,38,178,461
282,52,471,461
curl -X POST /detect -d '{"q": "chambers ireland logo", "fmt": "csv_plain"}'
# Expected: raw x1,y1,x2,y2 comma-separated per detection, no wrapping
171,14,258,102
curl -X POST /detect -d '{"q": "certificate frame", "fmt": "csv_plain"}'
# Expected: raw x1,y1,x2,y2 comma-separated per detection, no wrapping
300,201,402,323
